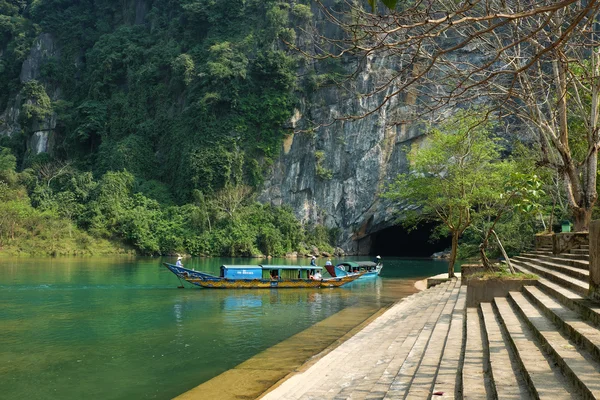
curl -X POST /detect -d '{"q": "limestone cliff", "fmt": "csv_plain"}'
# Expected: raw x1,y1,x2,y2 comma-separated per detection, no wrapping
0,33,60,155
0,1,424,255
260,58,426,254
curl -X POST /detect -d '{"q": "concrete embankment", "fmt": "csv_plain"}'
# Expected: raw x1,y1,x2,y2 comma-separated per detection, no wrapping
261,279,465,399
175,280,418,400
413,278,427,291
260,241,600,399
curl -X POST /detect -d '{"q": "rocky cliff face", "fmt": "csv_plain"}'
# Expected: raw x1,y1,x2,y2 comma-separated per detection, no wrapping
0,0,148,155
260,53,427,254
0,1,424,255
0,33,60,155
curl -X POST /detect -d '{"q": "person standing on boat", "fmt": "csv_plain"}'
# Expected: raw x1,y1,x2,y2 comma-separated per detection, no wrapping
310,256,317,267
176,256,183,268
374,255,381,265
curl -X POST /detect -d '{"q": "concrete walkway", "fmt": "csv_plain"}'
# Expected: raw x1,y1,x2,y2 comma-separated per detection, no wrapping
261,279,465,399
261,243,600,399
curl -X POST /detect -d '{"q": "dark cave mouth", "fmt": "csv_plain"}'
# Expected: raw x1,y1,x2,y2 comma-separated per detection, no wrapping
368,223,452,257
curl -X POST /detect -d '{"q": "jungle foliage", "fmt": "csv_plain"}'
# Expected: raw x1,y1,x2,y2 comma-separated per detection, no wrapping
384,112,548,276
0,0,338,256
0,146,336,256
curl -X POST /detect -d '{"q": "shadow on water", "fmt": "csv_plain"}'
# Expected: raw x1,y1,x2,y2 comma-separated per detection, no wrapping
0,256,451,399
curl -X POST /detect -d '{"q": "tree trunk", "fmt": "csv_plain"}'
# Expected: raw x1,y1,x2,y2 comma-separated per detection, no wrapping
447,231,458,279
573,206,593,232
479,241,492,271
491,229,515,274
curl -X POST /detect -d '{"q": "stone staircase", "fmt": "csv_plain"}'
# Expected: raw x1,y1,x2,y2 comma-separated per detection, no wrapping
261,244,600,399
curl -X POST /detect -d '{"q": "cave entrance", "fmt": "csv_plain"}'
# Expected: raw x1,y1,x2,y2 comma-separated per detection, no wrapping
369,223,451,257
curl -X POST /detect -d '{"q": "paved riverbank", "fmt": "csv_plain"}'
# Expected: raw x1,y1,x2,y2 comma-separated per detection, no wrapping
261,242,600,399
261,279,464,399
413,278,427,291
174,279,419,400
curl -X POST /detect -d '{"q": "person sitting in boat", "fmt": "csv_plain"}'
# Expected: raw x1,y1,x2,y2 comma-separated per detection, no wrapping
325,259,332,267
312,270,322,280
176,256,183,268
310,256,317,267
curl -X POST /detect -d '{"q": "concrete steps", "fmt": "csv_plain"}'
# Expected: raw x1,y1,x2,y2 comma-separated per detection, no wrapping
511,257,589,296
479,302,531,399
513,255,589,281
461,308,490,398
507,292,600,398
521,286,600,366
261,279,465,400
521,252,589,269
261,243,600,400
493,297,576,399
511,263,600,328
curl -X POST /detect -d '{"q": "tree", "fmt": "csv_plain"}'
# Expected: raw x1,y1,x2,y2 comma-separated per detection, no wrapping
212,184,253,220
383,112,504,278
308,0,600,231
0,147,17,184
477,173,544,271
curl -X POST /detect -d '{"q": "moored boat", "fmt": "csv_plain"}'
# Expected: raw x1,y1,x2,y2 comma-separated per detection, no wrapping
163,263,363,289
325,260,383,279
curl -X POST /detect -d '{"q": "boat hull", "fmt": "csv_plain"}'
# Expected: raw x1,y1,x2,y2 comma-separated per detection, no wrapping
163,263,361,289
359,264,383,279
357,270,380,279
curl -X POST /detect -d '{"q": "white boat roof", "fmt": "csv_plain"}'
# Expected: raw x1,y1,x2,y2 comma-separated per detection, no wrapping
220,265,322,270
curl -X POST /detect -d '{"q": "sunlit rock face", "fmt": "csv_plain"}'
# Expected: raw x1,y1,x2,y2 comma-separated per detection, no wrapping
260,47,428,254
0,33,60,154
258,0,437,255
20,33,58,83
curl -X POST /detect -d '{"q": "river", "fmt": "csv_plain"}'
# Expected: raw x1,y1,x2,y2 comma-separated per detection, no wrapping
0,256,451,399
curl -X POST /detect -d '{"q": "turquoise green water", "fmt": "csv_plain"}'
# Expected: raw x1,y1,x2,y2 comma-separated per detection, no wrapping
0,257,450,399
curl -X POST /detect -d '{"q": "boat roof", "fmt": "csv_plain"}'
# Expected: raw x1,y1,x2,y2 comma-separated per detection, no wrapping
220,265,323,270
220,265,260,269
337,261,378,267
355,261,378,267
260,265,323,270
337,261,360,267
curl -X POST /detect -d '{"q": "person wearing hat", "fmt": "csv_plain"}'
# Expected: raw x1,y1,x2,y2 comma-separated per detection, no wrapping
176,256,183,268
325,259,332,266
374,255,382,265
310,255,317,267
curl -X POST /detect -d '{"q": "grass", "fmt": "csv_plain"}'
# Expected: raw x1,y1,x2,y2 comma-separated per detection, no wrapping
0,235,135,257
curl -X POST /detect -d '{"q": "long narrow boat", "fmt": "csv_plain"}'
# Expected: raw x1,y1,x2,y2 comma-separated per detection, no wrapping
325,261,383,279
163,263,363,289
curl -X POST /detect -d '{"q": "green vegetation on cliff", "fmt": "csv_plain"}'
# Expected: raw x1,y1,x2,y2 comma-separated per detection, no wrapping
0,0,339,256
0,147,336,256
22,0,300,197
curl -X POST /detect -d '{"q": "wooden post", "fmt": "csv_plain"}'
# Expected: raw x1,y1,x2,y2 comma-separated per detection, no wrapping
589,221,600,300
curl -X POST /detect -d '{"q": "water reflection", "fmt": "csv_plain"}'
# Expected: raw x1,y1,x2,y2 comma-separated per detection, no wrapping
173,303,184,345
222,294,262,311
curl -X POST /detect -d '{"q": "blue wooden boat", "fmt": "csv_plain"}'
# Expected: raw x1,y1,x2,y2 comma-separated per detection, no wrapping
163,263,363,289
325,261,383,279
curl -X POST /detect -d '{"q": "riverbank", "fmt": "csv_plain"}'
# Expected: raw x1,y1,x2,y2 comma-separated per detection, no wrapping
414,278,427,291
0,236,133,257
173,279,420,400
257,239,599,399
259,279,463,399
